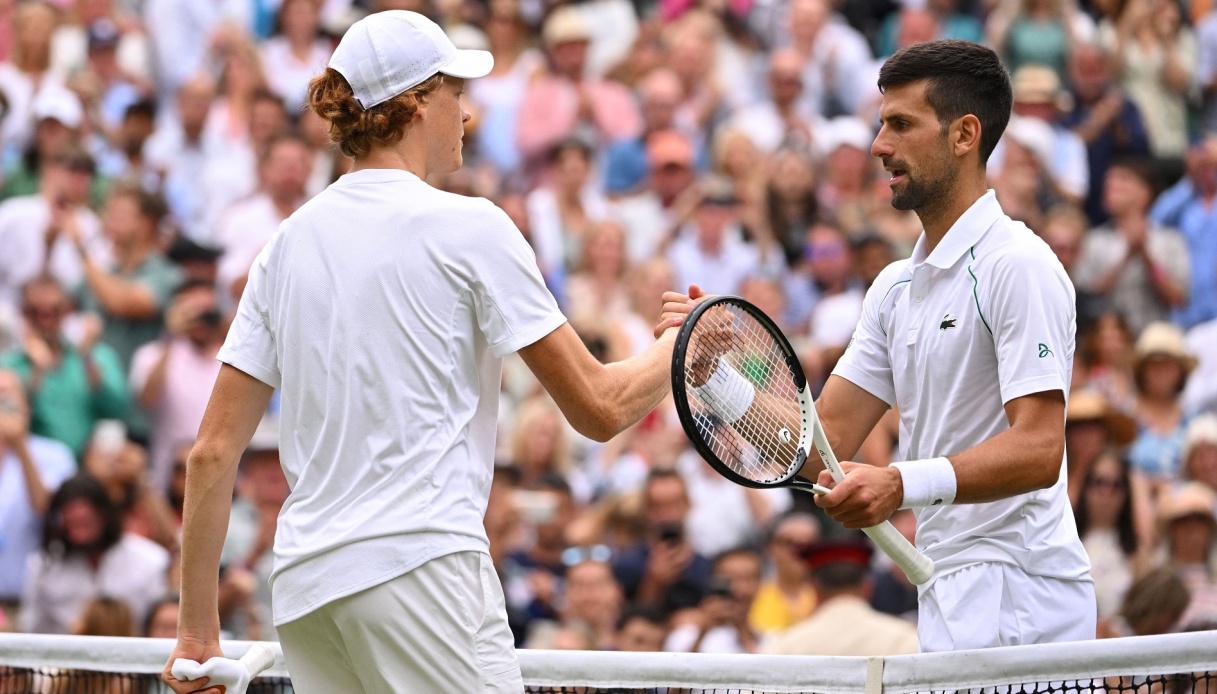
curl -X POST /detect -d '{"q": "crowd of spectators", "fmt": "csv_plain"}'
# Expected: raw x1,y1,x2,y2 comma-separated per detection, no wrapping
0,0,1215,659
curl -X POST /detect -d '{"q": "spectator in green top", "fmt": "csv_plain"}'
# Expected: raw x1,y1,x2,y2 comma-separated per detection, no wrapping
0,274,129,459
66,184,183,373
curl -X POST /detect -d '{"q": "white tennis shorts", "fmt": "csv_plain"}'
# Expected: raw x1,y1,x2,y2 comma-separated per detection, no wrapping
918,562,1097,652
277,550,524,693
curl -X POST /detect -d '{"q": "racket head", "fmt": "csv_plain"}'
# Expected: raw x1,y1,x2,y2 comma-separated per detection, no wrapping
671,295,812,489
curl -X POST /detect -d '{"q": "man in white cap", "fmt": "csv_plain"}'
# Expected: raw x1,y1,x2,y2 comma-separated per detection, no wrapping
164,11,690,694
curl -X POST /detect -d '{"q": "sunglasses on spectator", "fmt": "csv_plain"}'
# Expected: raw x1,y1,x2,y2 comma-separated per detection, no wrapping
23,305,65,319
561,544,612,567
1087,476,1125,491
804,243,845,261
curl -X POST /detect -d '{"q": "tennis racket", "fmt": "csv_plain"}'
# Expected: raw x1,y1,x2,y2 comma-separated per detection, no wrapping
670,295,935,585
171,643,276,694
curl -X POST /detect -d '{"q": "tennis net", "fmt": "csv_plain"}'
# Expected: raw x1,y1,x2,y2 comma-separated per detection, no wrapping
1,631,1215,693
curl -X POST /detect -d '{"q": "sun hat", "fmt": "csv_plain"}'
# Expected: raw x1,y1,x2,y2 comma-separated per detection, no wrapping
327,10,493,110
1132,322,1198,373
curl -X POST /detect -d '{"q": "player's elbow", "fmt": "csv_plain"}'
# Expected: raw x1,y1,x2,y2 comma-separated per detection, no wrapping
1032,438,1066,490
571,405,624,443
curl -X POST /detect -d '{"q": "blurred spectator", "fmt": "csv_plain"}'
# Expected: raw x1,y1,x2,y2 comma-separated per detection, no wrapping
1073,449,1152,623
1183,415,1217,492
82,435,177,548
986,0,1082,82
1098,0,1196,161
729,48,818,156
560,554,623,650
526,138,608,284
759,536,919,655
1149,137,1217,330
20,473,169,634
0,1,65,158
602,68,690,198
1001,64,1089,205
762,147,819,266
1127,322,1197,487
1156,482,1217,626
501,476,576,634
1,85,90,201
506,396,593,500
0,145,106,311
142,594,179,638
74,184,182,372
1073,159,1189,335
666,176,777,295
93,99,158,190
143,1,251,100
467,0,544,174
1040,205,1105,335
992,114,1062,230
876,0,983,58
219,418,289,640
0,274,128,458
1064,390,1137,505
665,547,762,653
1199,7,1217,133
612,468,712,615
0,369,75,628
515,7,641,176
259,0,333,114
565,220,632,320
608,129,697,265
52,1,152,94
1113,565,1189,637
749,511,819,635
128,279,223,492
71,595,133,636
801,223,863,370
144,75,219,243
614,604,669,651
816,117,881,237
66,18,148,139
783,0,874,119
1060,42,1150,224
1076,309,1138,413
214,132,312,302
165,236,223,286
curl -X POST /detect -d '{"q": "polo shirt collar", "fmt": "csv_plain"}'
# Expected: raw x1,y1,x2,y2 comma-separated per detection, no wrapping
334,168,422,186
910,190,1003,269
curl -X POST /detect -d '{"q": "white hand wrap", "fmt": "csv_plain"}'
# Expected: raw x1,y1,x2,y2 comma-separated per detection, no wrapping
891,457,957,509
691,361,756,423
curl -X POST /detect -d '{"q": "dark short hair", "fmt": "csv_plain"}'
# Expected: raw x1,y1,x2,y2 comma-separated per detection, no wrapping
1106,155,1159,196
123,99,157,122
878,39,1012,165
109,183,168,224
616,604,668,630
42,474,124,556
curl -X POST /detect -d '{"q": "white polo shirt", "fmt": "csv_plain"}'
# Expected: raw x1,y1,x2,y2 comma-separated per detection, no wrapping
834,190,1091,582
218,168,567,626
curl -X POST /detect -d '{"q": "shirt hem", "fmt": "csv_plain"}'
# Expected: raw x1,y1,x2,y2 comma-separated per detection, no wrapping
490,312,568,359
217,348,282,389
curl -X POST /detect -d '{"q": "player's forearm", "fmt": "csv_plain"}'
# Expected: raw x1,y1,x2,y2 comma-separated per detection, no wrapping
177,445,239,640
593,332,677,441
947,421,1063,504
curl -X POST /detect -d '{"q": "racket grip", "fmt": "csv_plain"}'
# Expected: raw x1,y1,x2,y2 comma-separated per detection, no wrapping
240,643,276,678
861,521,935,585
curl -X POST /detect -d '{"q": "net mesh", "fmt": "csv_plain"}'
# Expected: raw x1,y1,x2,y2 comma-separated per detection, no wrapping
1,632,1216,694
680,300,804,485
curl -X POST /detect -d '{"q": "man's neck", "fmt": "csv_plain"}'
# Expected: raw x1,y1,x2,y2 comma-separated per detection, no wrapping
116,241,154,273
918,175,988,254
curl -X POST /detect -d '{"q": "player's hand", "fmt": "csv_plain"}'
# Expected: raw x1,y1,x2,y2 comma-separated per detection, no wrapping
162,637,226,694
814,462,903,529
654,284,708,338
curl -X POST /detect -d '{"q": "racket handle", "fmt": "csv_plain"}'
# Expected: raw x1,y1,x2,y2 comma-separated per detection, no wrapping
240,643,276,678
861,521,935,585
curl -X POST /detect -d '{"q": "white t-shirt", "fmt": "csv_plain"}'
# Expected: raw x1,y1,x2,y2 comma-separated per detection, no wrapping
218,168,567,625
0,197,107,310
833,190,1091,582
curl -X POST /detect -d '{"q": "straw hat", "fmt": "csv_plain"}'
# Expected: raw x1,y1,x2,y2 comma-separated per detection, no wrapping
1132,322,1197,372
1157,481,1217,526
541,7,591,47
1065,390,1136,446
1183,414,1217,466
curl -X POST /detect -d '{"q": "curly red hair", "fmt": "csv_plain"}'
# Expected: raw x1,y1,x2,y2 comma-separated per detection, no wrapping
307,68,444,159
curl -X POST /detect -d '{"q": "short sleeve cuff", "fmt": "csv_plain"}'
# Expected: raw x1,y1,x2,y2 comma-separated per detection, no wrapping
1000,374,1065,405
489,312,568,359
831,362,897,407
217,347,282,389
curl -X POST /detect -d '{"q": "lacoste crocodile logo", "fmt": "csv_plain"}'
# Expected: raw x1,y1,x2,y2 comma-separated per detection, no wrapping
940,314,957,330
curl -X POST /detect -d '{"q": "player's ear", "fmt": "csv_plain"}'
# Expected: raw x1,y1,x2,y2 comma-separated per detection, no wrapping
951,114,981,159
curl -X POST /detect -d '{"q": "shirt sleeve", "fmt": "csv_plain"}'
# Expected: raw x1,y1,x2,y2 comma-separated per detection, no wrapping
986,243,1075,404
217,238,282,388
831,269,899,406
464,201,567,359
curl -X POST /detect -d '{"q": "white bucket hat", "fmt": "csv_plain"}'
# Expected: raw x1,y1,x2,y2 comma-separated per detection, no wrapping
328,10,493,110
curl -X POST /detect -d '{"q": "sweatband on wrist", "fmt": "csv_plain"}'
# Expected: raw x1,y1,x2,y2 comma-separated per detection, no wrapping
891,457,957,509
691,361,756,423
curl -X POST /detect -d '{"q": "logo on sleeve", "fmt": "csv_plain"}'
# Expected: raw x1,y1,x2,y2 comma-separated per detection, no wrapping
1038,343,1054,358
939,314,957,330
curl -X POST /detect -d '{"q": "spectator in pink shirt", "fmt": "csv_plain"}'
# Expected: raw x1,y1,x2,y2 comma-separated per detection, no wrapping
515,6,641,177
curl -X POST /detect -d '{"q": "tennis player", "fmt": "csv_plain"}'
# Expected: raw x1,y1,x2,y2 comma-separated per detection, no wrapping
662,40,1095,652
162,12,686,694
814,40,1095,651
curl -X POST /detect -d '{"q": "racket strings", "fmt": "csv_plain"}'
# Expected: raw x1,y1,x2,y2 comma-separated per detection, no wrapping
683,303,803,484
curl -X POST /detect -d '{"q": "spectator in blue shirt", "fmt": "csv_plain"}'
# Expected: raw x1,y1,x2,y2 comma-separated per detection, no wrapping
1150,137,1217,329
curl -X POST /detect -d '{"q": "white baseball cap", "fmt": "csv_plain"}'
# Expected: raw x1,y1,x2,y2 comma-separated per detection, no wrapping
32,86,83,129
328,10,493,110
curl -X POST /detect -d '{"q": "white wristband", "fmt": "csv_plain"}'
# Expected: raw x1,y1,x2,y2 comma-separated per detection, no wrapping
690,361,756,423
891,457,957,509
